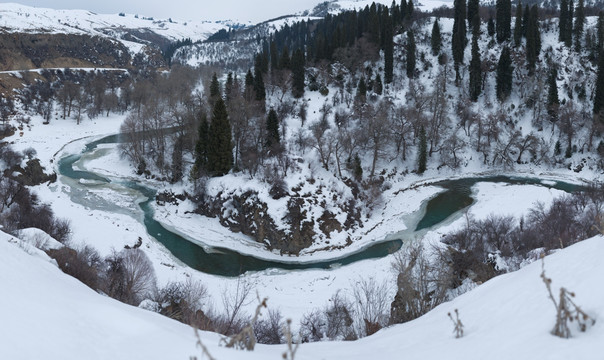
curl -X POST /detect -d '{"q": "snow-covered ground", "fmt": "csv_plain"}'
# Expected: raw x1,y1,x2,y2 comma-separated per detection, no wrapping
2,227,602,360
3,112,585,325
0,3,228,51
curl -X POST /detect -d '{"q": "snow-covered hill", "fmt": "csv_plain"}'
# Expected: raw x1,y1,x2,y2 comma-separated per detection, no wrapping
1,228,602,360
306,0,453,16
0,3,229,52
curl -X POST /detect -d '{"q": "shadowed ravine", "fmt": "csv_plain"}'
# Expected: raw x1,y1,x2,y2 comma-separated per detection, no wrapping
57,134,583,277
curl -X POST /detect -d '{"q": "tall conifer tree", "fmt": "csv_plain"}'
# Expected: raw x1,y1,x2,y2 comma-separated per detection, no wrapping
291,48,305,98
384,13,394,84
207,98,233,176
496,0,512,42
431,18,442,55
488,17,496,37
568,0,574,48
467,0,480,34
266,108,280,149
526,5,541,73
559,0,569,43
593,53,604,119
547,67,560,121
469,15,482,102
406,30,416,78
452,0,467,83
574,0,585,51
192,112,209,177
417,126,427,174
254,66,266,101
496,46,513,101
522,4,530,37
514,3,523,47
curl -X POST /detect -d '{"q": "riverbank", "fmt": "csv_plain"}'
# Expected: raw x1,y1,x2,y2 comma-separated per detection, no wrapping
4,113,596,322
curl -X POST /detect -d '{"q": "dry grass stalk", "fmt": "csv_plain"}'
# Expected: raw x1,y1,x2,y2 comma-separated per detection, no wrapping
282,319,300,360
540,258,595,338
447,309,464,338
190,328,216,360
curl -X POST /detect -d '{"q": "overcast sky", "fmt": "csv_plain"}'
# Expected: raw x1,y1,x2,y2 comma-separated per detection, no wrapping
15,0,323,23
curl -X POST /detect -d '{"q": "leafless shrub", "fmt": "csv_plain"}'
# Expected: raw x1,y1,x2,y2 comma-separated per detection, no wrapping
156,279,210,327
541,259,595,338
299,291,356,342
351,277,390,337
254,308,284,344
299,309,325,342
48,245,102,290
221,295,267,351
390,243,450,324
325,291,356,341
103,249,157,306
215,278,254,335
447,309,464,338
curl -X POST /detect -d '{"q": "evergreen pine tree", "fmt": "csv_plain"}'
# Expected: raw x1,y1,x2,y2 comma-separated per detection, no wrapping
244,69,255,101
574,0,585,52
171,136,184,183
496,0,512,43
513,2,523,47
567,0,574,48
291,48,305,98
522,4,530,37
357,76,367,98
417,126,427,174
565,144,572,158
225,72,234,102
400,0,408,21
593,51,604,119
270,40,279,71
384,13,394,84
452,0,467,83
256,46,269,74
488,17,496,37
533,5,542,53
265,108,280,149
407,0,414,21
207,98,233,176
391,0,401,24
210,73,221,99
406,30,416,78
555,139,562,156
375,74,383,95
496,46,513,101
192,112,209,178
353,153,363,180
280,45,291,69
469,16,482,102
598,11,604,53
547,67,560,121
467,0,480,34
559,0,569,43
526,5,541,74
431,18,442,55
254,66,266,101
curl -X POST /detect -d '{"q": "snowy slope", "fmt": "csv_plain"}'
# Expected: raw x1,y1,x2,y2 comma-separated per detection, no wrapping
311,0,453,15
0,3,228,48
1,229,602,359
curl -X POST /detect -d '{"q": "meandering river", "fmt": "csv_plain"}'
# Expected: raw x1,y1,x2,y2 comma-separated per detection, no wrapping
57,134,583,277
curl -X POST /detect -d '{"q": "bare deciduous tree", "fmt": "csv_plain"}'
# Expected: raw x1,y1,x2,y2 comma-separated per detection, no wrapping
351,277,390,337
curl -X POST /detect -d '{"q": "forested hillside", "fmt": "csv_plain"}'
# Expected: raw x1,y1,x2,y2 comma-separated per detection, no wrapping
4,1,604,255
2,2,604,357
